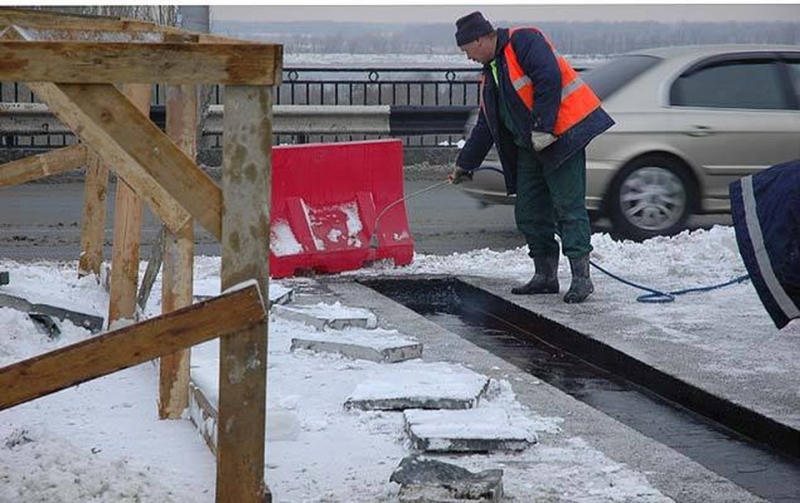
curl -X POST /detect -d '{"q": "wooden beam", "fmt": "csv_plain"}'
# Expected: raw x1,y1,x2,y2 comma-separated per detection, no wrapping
107,83,149,325
217,85,273,503
29,82,221,238
107,176,142,324
78,150,109,278
8,26,170,42
0,41,282,85
159,83,198,420
0,8,254,45
0,283,266,411
0,144,86,186
160,222,194,419
0,8,162,32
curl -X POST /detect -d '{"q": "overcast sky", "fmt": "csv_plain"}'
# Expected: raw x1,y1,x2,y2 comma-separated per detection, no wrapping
211,3,800,24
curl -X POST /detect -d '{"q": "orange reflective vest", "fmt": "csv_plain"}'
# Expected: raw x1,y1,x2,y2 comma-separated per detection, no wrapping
484,27,602,136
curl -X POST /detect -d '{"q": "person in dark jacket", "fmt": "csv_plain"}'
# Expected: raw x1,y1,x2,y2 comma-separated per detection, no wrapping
730,159,800,330
450,11,614,303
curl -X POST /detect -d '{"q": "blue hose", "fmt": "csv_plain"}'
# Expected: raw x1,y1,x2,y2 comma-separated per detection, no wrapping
465,166,751,303
590,260,750,303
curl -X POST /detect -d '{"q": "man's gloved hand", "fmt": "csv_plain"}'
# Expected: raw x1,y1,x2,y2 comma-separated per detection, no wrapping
448,166,473,185
531,131,557,152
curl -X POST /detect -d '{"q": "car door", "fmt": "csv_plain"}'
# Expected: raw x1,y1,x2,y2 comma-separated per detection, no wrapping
667,53,800,205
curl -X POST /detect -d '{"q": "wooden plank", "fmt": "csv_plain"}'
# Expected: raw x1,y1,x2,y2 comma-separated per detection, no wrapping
0,283,266,411
30,82,220,238
159,83,198,420
108,83,149,325
166,84,199,162
0,8,162,32
0,9,225,44
78,150,109,278
137,225,165,313
160,223,194,419
217,85,273,503
0,144,86,186
108,178,142,323
10,27,169,42
0,8,254,45
0,41,282,85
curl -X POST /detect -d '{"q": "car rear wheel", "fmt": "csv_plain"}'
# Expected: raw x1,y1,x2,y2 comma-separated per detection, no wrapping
606,155,695,241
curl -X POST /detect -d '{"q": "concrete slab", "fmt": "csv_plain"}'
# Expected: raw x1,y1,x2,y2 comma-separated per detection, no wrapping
273,301,378,331
344,360,489,411
291,327,422,363
268,283,295,307
391,455,503,503
404,408,536,453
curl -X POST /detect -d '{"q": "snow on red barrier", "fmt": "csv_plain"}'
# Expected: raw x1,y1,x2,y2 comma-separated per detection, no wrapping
269,139,414,278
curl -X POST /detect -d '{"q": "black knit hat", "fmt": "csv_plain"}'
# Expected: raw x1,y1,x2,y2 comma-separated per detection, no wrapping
455,11,494,46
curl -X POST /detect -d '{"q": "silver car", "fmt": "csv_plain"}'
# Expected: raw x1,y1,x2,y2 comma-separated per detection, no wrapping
459,44,800,241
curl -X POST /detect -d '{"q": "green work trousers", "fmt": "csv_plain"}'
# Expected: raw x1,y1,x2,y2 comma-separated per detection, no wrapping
514,147,593,259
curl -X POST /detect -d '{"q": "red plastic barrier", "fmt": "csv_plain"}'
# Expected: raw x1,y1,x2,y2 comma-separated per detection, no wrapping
268,139,414,278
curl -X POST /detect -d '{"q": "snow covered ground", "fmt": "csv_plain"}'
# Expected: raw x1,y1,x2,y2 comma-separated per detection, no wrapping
0,226,796,502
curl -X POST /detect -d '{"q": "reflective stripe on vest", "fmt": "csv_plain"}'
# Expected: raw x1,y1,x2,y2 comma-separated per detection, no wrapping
505,27,601,136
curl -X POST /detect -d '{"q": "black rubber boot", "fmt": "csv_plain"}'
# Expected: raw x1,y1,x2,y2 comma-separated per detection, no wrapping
563,255,594,303
511,255,560,295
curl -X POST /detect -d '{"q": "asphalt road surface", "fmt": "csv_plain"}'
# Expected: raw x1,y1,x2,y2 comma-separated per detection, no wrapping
0,180,728,262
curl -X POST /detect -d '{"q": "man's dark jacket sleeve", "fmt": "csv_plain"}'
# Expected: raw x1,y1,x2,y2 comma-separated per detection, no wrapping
730,159,800,329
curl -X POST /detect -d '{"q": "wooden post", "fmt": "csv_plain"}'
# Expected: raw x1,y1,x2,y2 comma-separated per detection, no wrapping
217,85,272,503
159,83,197,419
107,83,150,324
78,149,110,278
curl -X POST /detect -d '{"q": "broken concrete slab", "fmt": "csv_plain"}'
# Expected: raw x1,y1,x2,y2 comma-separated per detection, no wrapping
390,455,503,503
291,327,422,363
273,301,377,331
268,283,295,307
344,360,489,411
0,292,103,333
404,408,536,453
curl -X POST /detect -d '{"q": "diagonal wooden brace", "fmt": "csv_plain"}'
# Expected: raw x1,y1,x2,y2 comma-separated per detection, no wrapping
0,282,266,411
26,81,222,239
0,144,87,186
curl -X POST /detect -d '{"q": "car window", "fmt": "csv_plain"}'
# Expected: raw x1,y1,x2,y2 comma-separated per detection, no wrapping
582,55,661,100
786,59,800,106
670,59,788,110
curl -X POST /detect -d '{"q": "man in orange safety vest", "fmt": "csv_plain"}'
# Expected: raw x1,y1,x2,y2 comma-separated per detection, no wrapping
450,11,614,303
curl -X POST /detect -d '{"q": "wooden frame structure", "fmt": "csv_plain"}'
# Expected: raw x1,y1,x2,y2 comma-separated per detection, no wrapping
0,8,281,502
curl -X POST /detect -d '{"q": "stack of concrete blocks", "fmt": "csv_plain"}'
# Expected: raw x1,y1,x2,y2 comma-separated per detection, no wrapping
275,301,423,363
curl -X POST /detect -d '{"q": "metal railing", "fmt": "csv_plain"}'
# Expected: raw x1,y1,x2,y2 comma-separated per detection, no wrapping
270,67,481,107
1,66,483,150
1,63,593,154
